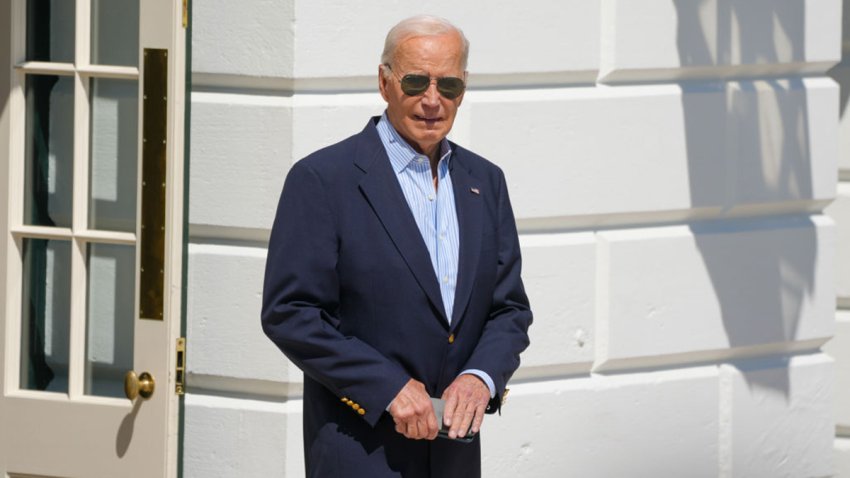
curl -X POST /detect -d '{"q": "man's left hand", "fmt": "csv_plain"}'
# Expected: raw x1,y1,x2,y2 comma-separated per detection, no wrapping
441,374,490,439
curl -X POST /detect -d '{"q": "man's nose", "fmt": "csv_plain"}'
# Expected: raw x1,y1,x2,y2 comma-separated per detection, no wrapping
421,81,441,107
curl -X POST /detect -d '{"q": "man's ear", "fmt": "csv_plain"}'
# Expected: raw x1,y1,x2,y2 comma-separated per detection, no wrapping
378,65,390,102
455,70,468,106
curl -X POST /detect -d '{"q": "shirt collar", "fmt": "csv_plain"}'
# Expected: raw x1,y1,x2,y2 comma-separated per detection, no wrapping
376,111,452,174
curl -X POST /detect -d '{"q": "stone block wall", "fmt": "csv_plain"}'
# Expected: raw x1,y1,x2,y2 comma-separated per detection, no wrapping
184,1,842,476
827,1,850,475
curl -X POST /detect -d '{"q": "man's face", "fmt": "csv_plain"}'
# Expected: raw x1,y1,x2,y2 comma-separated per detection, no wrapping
379,32,466,157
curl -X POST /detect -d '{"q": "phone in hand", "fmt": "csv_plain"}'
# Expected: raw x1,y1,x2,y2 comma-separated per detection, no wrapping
430,397,476,443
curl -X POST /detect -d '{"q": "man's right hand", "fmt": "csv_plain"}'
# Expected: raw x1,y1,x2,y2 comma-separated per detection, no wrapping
388,378,439,440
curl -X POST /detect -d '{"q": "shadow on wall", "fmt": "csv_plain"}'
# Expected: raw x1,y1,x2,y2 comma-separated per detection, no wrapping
827,0,850,120
675,1,819,399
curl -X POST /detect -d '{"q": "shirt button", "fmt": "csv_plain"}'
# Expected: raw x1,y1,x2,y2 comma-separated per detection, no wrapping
428,194,435,201
443,276,449,283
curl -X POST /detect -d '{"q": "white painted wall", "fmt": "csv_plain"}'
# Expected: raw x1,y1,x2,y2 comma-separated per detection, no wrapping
185,1,842,476
826,2,850,474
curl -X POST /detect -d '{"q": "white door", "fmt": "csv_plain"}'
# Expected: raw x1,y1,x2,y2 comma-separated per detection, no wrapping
0,0,187,477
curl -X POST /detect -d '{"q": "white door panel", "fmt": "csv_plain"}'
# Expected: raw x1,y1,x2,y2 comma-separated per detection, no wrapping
0,1,186,477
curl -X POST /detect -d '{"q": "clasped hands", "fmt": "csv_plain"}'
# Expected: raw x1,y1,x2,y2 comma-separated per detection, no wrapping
388,375,489,440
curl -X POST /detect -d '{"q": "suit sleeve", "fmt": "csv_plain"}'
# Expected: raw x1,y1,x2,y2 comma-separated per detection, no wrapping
261,162,410,427
461,169,533,414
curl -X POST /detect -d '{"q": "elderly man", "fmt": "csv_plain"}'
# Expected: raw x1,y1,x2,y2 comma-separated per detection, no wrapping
262,15,532,478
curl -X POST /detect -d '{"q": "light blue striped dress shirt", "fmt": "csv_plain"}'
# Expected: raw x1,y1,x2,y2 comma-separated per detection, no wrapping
376,113,495,398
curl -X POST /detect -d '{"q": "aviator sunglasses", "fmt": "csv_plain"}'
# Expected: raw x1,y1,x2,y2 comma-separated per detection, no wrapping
384,64,466,100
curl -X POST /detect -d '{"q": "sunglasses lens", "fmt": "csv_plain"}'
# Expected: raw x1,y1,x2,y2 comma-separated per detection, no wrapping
400,75,430,96
399,74,465,99
437,77,465,99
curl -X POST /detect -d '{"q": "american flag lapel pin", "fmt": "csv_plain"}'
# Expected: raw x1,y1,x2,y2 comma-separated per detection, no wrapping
470,187,480,195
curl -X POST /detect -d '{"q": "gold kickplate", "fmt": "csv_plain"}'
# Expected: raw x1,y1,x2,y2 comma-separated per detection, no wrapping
139,48,168,321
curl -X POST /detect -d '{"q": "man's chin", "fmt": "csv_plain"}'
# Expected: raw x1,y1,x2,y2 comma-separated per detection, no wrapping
412,125,449,141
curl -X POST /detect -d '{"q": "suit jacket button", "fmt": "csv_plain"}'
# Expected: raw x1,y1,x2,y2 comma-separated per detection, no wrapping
448,334,455,344
352,404,360,411
341,397,348,403
358,408,366,415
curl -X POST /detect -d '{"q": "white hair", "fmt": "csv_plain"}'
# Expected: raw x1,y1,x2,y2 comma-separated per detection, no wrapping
380,15,469,77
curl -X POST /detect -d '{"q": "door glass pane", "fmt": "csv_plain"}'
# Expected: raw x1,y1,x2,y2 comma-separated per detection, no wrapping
26,0,76,63
20,238,71,393
25,75,74,228
91,0,139,67
85,243,135,398
89,78,138,232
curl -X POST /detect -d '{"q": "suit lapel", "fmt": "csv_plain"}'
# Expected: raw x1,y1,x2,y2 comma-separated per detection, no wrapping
449,153,483,330
354,121,449,324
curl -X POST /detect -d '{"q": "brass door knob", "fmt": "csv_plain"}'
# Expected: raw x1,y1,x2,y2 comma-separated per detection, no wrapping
124,371,156,400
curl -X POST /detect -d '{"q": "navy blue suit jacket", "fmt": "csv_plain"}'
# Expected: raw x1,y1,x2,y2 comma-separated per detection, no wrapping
262,117,532,477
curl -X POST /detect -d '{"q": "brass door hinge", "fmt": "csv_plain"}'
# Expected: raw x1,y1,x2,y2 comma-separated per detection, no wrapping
175,337,186,395
182,0,188,28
